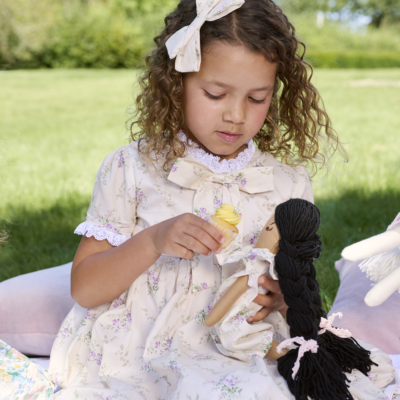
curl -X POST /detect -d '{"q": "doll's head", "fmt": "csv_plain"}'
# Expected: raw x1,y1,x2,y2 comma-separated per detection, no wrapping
130,0,345,172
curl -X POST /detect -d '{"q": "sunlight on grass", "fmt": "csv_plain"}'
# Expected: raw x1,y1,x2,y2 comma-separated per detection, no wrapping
1,69,400,310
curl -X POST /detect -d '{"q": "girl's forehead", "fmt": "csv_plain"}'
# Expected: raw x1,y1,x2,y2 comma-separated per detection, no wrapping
193,42,277,90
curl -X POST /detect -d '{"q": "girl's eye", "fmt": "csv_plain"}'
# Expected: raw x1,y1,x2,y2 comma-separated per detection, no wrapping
250,97,267,104
204,91,224,100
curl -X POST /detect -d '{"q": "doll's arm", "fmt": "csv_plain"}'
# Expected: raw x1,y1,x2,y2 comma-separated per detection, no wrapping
365,267,400,307
205,214,280,328
342,225,400,262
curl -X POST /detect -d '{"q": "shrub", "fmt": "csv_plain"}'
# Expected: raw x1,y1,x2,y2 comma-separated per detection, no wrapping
306,51,400,68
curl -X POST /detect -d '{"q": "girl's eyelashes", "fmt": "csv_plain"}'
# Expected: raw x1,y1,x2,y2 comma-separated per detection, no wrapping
203,90,266,104
250,97,267,104
204,90,224,100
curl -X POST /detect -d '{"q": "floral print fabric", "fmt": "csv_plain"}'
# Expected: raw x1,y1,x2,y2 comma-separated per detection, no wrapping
0,339,54,399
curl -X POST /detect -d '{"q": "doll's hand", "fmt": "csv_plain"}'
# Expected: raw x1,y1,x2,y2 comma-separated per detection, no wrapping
247,276,288,322
149,213,226,259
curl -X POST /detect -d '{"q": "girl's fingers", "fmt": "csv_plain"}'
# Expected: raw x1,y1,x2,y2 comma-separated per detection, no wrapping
258,276,281,294
182,224,223,254
247,307,270,322
190,214,226,245
252,292,278,308
175,231,212,257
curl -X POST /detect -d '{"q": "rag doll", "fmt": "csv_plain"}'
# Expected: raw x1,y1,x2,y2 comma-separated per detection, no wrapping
206,199,376,400
342,213,400,306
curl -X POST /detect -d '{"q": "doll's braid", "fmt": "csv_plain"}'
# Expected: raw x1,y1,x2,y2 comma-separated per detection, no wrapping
304,261,377,374
274,199,352,400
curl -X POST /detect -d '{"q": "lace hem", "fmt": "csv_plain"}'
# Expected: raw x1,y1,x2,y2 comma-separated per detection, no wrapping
74,222,130,247
178,131,255,173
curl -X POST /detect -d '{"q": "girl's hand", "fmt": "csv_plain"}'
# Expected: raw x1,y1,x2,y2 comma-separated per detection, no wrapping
247,276,288,323
149,213,226,259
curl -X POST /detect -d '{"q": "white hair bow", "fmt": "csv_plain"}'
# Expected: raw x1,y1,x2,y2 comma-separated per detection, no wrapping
166,0,245,73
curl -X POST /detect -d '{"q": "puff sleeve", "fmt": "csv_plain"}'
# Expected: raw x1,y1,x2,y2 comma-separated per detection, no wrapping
292,165,314,204
74,146,136,246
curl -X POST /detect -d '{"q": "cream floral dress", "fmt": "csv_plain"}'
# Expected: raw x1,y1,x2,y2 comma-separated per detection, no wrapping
0,135,396,399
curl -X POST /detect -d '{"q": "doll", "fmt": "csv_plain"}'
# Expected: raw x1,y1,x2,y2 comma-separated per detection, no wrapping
206,199,376,400
342,212,400,306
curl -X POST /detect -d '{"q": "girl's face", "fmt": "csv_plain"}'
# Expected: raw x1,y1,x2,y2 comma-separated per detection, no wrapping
183,41,277,161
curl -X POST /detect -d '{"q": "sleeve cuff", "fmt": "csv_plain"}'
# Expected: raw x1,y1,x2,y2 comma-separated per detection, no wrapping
74,222,131,247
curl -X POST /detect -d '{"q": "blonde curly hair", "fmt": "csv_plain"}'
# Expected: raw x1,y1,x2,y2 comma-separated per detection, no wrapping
129,0,346,174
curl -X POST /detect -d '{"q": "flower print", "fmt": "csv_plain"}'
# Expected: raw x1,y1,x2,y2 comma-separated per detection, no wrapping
111,295,125,308
193,281,209,291
249,252,256,261
249,236,257,245
171,165,178,173
214,198,223,208
148,269,160,294
194,207,209,220
88,350,102,366
117,151,125,168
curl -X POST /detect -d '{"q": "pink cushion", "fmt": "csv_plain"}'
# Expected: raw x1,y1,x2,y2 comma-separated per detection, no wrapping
0,262,76,356
329,258,400,354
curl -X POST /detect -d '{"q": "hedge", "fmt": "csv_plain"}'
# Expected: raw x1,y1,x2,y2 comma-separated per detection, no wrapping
306,51,400,69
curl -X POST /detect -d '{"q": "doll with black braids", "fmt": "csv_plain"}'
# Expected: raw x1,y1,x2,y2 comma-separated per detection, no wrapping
207,198,379,400
205,199,377,400
275,200,377,378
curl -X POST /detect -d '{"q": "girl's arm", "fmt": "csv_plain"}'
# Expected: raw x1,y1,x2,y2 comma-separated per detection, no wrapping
71,214,225,308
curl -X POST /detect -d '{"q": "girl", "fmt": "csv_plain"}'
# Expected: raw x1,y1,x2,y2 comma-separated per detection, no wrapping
0,0,396,398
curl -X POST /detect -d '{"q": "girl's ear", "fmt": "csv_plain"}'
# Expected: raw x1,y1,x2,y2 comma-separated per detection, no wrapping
254,214,280,253
341,226,400,262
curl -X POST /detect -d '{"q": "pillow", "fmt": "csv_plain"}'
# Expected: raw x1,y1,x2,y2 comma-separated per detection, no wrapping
0,262,76,356
329,258,400,354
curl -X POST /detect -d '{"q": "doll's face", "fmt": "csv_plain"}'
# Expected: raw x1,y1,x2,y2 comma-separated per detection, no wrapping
183,41,277,161
255,214,280,254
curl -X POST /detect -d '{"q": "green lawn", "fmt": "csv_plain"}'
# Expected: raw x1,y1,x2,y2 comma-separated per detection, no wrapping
1,69,400,311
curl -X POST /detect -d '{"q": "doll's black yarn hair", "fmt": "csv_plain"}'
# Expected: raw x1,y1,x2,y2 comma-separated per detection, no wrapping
274,199,375,400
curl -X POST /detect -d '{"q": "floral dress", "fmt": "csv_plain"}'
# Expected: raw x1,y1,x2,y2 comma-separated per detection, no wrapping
1,135,397,399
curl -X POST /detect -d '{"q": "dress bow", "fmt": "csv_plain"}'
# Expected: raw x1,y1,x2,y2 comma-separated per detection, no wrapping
167,157,274,292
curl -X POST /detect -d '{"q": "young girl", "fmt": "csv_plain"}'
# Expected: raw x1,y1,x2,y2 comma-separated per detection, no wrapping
0,0,396,398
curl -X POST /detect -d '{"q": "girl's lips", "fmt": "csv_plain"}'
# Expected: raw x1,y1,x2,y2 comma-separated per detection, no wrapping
216,131,241,143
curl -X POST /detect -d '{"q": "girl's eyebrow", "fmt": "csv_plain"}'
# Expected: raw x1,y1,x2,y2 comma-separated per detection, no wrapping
205,80,273,92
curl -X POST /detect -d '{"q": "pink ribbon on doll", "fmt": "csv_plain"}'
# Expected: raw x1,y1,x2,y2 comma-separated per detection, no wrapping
318,312,352,338
276,337,319,379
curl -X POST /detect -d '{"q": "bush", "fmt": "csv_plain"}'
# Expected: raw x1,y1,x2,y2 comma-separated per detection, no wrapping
306,51,400,68
0,0,176,69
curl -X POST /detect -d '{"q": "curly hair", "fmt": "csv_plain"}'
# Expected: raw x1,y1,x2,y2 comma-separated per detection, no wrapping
130,0,347,174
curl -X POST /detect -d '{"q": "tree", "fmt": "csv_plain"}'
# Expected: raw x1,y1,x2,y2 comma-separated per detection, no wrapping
276,0,400,28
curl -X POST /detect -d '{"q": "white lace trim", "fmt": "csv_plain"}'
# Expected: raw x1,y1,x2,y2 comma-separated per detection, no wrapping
178,131,255,173
74,222,130,247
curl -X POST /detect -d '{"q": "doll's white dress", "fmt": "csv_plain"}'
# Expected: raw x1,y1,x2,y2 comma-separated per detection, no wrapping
28,136,396,399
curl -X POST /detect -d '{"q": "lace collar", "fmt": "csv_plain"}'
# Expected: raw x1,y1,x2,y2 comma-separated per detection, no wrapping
178,131,255,173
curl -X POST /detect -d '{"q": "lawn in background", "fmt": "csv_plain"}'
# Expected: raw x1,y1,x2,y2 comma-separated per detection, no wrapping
1,69,400,311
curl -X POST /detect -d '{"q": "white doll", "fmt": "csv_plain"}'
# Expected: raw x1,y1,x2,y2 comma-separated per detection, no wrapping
342,213,400,307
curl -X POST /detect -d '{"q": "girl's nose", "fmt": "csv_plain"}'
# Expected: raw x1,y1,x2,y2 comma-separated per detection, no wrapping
223,101,246,125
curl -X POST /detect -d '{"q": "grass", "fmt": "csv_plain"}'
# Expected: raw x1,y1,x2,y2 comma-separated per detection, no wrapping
1,68,400,311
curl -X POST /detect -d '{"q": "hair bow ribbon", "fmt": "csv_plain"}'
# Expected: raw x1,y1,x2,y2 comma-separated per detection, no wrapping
277,337,319,379
318,312,352,338
166,0,245,72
